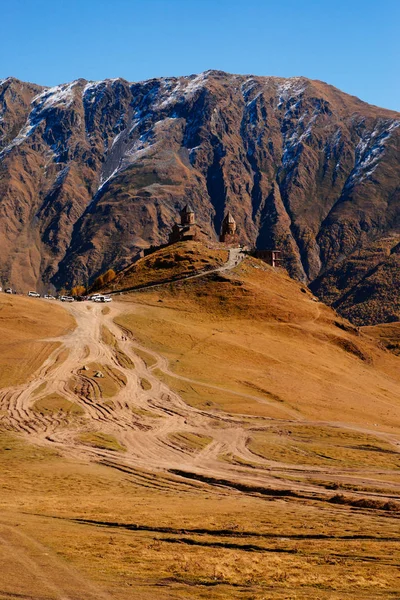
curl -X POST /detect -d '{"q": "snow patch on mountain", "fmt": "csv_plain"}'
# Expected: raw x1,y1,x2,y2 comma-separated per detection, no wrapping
280,108,319,172
347,119,400,186
83,78,121,105
97,166,121,193
277,78,307,108
0,121,37,157
156,73,208,109
32,81,78,111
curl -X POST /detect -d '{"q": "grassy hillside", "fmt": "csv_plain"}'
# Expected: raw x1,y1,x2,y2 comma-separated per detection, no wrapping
0,433,399,599
1,244,400,599
116,252,400,430
362,321,400,355
0,294,75,387
100,241,229,293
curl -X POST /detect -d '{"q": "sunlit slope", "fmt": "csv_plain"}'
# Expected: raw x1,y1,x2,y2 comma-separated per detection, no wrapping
1,433,399,599
116,253,400,431
362,321,400,355
100,241,229,292
0,294,75,387
0,253,400,598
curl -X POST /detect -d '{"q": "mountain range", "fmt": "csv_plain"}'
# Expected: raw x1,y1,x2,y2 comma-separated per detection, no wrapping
0,71,399,324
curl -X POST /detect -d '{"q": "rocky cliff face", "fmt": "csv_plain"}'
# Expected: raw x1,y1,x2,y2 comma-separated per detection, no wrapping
0,72,399,322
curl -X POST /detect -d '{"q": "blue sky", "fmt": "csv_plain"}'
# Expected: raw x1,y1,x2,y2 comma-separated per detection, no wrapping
1,0,399,110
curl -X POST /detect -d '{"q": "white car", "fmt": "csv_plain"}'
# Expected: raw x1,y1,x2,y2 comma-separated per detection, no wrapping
28,291,40,297
5,288,13,294
94,295,112,303
60,296,74,302
44,294,56,300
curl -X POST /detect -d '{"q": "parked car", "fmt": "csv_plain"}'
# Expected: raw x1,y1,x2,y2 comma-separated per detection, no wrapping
93,295,112,303
5,288,13,294
44,294,56,300
60,295,74,302
28,291,41,297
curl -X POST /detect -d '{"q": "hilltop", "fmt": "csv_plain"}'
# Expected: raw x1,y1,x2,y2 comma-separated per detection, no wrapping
98,241,229,292
111,242,400,430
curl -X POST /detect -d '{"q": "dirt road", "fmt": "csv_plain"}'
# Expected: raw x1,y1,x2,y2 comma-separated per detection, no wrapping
1,298,400,501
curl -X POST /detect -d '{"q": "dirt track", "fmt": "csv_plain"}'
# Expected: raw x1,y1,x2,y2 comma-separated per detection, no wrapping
1,251,400,599
1,295,400,501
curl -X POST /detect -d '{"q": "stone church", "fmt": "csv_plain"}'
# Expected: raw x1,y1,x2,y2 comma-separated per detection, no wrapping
219,211,239,244
168,205,280,267
168,205,210,244
168,205,241,246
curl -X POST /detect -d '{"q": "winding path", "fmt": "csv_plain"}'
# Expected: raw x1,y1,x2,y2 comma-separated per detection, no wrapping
1,294,400,501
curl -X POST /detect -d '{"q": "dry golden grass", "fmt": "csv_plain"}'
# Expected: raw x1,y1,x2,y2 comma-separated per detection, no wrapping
140,377,152,391
115,349,135,370
33,393,84,416
101,324,116,347
0,433,399,599
86,363,125,398
116,257,400,431
153,368,286,416
131,406,161,419
247,424,400,469
47,348,70,373
2,245,400,598
168,431,213,452
78,432,126,452
32,381,47,396
101,325,135,369
104,241,229,292
0,294,75,387
134,347,157,368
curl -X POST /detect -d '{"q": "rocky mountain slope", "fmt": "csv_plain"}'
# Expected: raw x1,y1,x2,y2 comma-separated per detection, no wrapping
0,72,399,323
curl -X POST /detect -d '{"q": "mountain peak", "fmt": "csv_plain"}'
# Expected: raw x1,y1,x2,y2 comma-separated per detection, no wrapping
0,73,399,325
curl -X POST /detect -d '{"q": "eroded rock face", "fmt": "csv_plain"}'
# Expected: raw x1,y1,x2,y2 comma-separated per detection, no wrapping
0,72,399,322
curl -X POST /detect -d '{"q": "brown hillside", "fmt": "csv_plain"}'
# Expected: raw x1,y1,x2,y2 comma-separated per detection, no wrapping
99,241,228,292
311,235,400,324
0,294,75,386
1,249,400,597
115,249,400,430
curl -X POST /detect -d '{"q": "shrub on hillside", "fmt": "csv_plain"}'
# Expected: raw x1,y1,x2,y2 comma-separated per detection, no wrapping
71,285,86,296
91,269,117,292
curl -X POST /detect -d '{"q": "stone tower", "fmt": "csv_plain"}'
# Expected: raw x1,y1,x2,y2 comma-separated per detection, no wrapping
220,212,237,242
180,204,195,226
168,204,209,244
